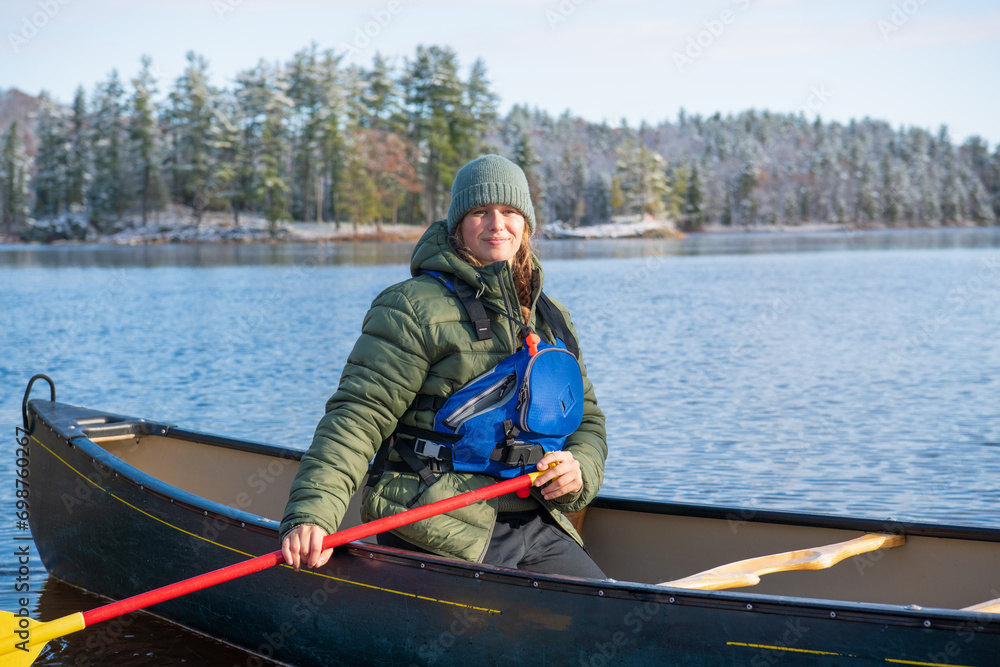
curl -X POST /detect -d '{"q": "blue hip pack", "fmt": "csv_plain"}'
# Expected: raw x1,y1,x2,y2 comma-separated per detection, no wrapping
428,335,584,478
374,270,587,484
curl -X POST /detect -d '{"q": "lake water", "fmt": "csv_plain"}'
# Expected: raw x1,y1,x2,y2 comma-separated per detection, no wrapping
2,226,999,665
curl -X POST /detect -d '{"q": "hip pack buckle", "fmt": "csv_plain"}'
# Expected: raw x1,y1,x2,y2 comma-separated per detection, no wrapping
413,439,446,460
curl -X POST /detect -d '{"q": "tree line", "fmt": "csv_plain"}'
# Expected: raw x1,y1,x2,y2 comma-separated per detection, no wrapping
1,43,998,239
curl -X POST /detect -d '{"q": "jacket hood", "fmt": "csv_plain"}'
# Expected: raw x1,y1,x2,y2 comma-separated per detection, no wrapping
409,220,544,302
409,220,478,284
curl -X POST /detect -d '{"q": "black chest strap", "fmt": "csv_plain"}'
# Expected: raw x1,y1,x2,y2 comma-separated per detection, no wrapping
535,292,579,359
424,270,492,341
424,270,579,356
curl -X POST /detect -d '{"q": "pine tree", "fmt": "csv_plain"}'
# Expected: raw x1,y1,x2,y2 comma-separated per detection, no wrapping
208,92,245,224
165,51,218,226
253,73,293,235
685,161,706,227
287,43,330,222
581,173,611,226
854,158,879,227
962,136,998,220
340,135,380,235
257,113,290,234
510,123,544,226
89,69,131,229
665,163,690,220
991,146,1000,219
130,55,165,226
609,176,624,215
963,164,995,224
403,45,467,225
235,61,275,226
66,87,90,212
315,49,348,226
460,58,499,160
33,92,70,217
615,129,668,219
0,122,32,234
359,52,404,132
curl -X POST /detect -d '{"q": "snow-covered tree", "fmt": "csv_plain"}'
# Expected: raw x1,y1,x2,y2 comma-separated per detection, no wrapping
33,92,70,217
1,122,31,233
165,52,219,225
403,45,467,225
66,86,91,211
130,55,165,225
89,69,131,228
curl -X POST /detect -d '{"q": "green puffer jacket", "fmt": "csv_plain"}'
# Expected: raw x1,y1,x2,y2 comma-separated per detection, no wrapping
279,220,607,562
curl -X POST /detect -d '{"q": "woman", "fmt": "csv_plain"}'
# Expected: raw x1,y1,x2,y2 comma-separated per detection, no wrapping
280,154,607,578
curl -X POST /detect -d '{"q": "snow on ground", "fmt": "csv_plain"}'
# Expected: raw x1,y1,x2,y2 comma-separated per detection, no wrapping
542,217,683,239
8,209,872,246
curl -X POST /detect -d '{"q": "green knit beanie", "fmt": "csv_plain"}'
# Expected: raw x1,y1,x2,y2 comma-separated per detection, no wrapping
446,154,536,235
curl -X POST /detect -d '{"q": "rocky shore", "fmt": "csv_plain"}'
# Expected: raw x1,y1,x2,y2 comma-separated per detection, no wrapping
4,210,962,246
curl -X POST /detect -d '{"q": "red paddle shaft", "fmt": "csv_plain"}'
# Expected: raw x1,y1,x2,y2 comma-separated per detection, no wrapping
82,472,536,626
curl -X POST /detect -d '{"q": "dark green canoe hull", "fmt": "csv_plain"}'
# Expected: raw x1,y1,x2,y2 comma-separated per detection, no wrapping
24,399,1000,666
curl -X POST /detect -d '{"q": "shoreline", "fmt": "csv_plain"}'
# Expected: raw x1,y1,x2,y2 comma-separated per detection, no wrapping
1,217,993,247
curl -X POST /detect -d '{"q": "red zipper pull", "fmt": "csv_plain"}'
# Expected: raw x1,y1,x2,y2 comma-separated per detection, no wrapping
525,332,540,356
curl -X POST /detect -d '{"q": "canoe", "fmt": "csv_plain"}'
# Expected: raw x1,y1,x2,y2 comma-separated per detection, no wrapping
19,388,1000,666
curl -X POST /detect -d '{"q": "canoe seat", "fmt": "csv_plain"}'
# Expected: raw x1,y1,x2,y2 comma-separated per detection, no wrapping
962,598,1000,614
658,532,905,591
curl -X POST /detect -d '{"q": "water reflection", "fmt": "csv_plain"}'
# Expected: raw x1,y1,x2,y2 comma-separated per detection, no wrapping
2,226,998,268
33,578,281,666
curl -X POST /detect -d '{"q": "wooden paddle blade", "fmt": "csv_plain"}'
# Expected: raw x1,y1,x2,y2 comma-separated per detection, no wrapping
659,533,905,591
962,597,1000,614
0,611,86,664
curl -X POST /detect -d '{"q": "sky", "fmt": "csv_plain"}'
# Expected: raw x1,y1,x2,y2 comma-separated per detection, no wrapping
2,0,998,146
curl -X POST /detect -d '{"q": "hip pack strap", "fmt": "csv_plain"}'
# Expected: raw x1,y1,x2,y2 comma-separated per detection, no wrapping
411,394,448,411
535,293,579,359
367,424,460,489
423,269,579,358
424,270,492,341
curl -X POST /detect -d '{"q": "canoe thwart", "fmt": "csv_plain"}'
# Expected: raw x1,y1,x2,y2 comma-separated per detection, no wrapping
659,532,905,591
962,598,1000,614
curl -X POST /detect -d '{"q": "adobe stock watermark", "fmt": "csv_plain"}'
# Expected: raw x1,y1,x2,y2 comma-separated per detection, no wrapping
745,619,811,667
883,253,999,372
545,0,587,31
673,0,752,73
924,591,998,666
687,286,801,395
413,607,479,665
797,84,833,117
213,0,243,20
339,0,411,57
8,0,72,53
878,0,931,39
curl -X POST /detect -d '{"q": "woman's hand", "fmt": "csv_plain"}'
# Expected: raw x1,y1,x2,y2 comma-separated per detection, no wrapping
533,450,583,501
281,524,332,571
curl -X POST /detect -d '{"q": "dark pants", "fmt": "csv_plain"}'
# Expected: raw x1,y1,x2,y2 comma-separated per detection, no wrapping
376,510,606,579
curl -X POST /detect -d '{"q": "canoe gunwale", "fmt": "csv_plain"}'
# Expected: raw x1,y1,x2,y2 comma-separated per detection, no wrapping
591,495,1000,545
347,540,1000,634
